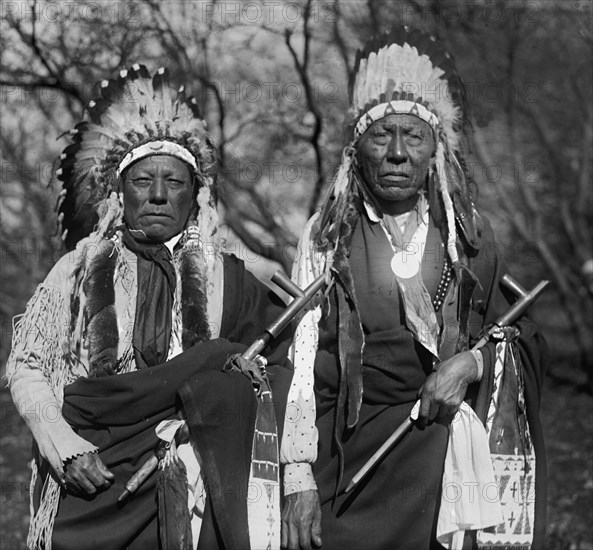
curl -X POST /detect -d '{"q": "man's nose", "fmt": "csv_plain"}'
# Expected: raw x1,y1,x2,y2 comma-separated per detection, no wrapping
149,177,167,204
387,133,407,163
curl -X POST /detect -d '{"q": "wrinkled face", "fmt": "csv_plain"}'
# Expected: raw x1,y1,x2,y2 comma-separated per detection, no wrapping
122,155,194,243
357,114,436,209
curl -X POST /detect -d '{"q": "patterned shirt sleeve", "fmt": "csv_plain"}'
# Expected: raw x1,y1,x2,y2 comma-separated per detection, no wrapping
280,215,323,495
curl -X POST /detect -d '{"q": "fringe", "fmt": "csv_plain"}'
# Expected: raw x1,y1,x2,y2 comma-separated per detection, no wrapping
6,286,72,397
27,461,60,550
13,229,213,548
7,285,74,550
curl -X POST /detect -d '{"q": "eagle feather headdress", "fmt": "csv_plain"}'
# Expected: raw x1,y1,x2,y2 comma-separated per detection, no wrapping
56,64,217,250
318,27,479,274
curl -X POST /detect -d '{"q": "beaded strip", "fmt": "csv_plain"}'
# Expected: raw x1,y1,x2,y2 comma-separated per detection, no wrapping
432,255,452,311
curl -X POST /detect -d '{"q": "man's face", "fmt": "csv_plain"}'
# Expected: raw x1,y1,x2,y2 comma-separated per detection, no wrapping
357,114,436,208
122,155,194,243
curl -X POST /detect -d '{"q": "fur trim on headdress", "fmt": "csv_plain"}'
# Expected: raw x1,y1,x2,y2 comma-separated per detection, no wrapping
180,225,212,349
82,239,120,377
57,65,216,250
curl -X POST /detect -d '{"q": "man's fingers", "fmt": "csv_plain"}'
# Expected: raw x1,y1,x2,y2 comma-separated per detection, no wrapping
67,474,97,496
281,513,301,550
287,522,301,550
418,394,436,426
84,459,113,489
281,518,288,549
64,453,114,496
298,523,313,550
96,458,115,481
419,394,431,420
312,512,323,547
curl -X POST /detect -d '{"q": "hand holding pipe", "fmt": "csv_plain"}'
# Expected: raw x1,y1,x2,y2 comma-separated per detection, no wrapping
344,275,550,494
118,271,326,502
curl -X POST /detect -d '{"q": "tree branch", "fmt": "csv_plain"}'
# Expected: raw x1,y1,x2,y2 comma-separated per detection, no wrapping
284,0,325,216
5,7,84,104
332,0,353,83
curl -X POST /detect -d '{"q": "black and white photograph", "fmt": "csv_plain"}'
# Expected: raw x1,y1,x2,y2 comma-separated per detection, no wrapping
1,1,591,549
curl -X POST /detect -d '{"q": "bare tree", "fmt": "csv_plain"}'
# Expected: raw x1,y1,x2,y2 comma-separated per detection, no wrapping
2,0,591,386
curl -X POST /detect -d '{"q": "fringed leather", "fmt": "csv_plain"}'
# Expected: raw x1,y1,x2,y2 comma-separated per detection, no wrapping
333,200,365,430
329,198,365,497
333,283,350,499
27,454,60,550
6,286,73,395
6,279,79,549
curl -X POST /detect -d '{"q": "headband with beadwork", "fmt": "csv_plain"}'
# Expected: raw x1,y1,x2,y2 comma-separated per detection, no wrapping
56,65,217,250
318,27,469,275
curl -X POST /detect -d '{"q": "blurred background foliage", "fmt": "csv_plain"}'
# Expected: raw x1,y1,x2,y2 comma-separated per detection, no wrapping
0,0,592,547
1,0,591,383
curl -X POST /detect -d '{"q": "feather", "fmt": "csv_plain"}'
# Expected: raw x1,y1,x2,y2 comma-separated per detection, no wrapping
152,67,172,133
435,141,460,268
349,26,464,151
56,65,216,250
157,446,193,550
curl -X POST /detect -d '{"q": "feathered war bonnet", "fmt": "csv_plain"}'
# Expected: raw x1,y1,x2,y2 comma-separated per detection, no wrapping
318,27,480,276
56,64,218,250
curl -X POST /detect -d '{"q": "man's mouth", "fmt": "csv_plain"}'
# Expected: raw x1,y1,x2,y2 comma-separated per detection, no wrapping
379,172,410,181
142,212,171,218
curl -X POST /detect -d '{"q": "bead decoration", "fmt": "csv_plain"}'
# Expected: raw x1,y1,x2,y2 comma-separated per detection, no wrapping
432,256,452,311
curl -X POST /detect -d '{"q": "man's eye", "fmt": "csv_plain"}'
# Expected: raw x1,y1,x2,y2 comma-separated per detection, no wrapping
167,179,186,186
131,178,151,185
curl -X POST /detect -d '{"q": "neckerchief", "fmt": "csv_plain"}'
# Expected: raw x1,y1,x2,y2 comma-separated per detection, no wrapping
374,194,440,357
122,228,177,369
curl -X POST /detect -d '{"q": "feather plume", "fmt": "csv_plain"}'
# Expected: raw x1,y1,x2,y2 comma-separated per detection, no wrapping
435,141,460,270
57,65,215,250
349,27,465,151
157,443,193,550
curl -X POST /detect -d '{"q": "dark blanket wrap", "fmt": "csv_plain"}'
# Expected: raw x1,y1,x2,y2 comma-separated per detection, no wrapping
313,212,548,550
36,254,293,550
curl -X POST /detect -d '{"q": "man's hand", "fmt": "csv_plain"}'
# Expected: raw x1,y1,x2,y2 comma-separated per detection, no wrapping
418,351,479,424
63,451,115,496
281,489,323,550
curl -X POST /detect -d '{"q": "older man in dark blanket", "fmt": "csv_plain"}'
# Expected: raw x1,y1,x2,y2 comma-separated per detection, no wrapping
280,29,547,550
7,65,291,550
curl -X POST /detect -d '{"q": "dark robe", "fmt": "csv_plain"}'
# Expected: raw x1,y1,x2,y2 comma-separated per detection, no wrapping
312,212,547,550
36,254,292,550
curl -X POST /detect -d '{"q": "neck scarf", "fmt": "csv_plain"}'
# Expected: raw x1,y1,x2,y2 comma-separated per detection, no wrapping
377,194,440,357
122,228,177,369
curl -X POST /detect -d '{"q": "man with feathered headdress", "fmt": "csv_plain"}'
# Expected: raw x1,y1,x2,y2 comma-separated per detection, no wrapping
6,65,292,550
280,28,548,550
